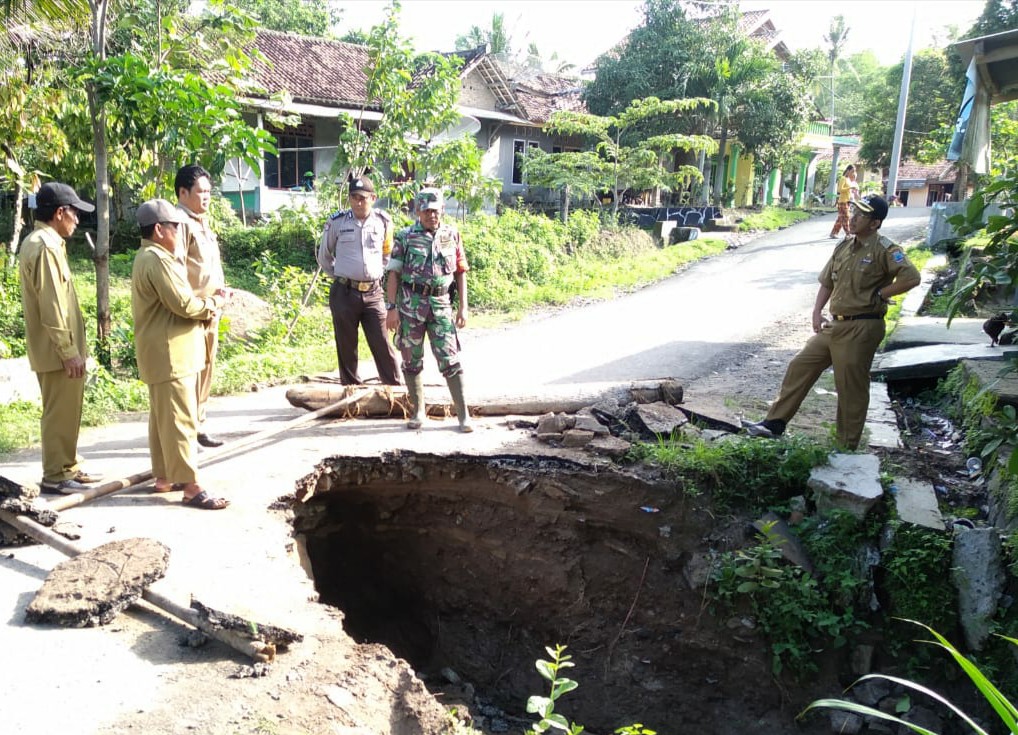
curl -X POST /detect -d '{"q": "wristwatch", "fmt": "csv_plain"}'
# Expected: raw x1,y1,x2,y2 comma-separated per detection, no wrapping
386,302,397,311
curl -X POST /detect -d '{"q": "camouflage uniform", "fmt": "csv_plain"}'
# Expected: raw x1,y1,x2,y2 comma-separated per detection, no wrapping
387,221,469,377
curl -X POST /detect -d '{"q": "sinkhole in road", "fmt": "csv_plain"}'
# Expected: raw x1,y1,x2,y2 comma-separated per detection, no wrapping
291,450,783,734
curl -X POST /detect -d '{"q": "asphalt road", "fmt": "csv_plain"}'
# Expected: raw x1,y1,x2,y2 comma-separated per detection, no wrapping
455,208,931,390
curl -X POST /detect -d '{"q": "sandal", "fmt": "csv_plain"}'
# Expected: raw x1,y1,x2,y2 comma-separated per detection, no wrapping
182,490,230,510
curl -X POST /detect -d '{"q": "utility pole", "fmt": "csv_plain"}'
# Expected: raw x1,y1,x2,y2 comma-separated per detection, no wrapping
886,7,917,203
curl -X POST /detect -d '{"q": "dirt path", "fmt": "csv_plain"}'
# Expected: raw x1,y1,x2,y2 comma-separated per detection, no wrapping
0,210,929,734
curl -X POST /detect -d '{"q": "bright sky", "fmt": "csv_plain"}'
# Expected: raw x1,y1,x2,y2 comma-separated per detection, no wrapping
340,0,987,69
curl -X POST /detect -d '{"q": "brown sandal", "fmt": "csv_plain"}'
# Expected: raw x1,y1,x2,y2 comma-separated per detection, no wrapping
182,490,230,510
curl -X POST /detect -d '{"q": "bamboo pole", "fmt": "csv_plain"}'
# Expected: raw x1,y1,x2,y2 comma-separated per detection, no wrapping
0,509,275,661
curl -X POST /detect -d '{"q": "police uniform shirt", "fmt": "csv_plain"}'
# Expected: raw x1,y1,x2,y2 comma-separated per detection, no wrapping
177,203,225,298
18,222,87,373
317,209,392,281
819,232,920,316
131,239,223,385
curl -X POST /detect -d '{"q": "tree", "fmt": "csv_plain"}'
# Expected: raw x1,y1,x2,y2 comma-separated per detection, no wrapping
823,51,886,134
454,11,510,55
966,0,1018,37
530,96,717,221
858,48,965,167
821,15,849,131
228,0,340,37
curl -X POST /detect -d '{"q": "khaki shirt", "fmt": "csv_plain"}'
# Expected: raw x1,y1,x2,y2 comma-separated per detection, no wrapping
131,240,222,385
317,208,393,281
820,232,920,316
18,222,87,373
177,203,225,297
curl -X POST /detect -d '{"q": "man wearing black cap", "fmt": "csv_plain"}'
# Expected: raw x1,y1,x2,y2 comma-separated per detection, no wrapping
19,182,104,493
317,176,401,386
743,195,921,450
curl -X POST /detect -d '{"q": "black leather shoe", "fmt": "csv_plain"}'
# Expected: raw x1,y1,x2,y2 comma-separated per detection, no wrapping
197,432,224,448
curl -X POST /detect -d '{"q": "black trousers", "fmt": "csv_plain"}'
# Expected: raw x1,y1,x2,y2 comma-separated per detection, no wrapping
328,279,402,386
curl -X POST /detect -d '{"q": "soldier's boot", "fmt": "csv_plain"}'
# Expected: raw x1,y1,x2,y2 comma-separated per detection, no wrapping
406,372,426,430
446,372,473,433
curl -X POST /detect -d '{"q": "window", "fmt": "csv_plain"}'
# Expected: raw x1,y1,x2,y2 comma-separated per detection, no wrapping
512,139,540,185
264,123,315,190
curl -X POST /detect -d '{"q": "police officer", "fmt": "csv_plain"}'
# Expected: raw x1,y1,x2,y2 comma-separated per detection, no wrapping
19,182,104,493
744,195,921,449
175,164,228,447
384,187,472,432
132,199,229,509
317,176,401,386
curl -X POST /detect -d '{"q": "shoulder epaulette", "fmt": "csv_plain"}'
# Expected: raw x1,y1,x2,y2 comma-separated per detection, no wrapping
328,209,351,221
877,234,898,250
374,209,393,224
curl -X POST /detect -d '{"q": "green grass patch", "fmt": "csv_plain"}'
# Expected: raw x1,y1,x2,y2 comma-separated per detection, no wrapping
736,207,812,232
0,400,41,454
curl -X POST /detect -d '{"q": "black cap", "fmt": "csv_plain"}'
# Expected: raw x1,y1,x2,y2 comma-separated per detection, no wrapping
35,182,95,213
854,194,888,221
349,176,375,195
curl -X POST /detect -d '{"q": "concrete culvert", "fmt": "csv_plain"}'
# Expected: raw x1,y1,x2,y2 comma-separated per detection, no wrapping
290,450,823,735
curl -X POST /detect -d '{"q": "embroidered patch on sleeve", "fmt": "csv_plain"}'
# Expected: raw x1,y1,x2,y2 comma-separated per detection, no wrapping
893,251,905,262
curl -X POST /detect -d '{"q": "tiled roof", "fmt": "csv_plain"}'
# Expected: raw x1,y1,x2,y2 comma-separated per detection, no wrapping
738,9,769,34
250,30,371,107
504,69,586,124
896,160,957,181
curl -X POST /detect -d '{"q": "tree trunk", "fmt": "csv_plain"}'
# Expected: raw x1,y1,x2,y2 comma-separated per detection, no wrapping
560,184,570,223
285,379,684,417
8,178,25,268
712,119,729,207
89,0,112,362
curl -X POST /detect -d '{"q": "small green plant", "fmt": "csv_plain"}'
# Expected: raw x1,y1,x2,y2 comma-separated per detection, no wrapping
800,620,1018,735
526,644,585,735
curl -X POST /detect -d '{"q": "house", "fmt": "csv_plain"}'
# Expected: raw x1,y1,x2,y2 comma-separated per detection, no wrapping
220,30,586,216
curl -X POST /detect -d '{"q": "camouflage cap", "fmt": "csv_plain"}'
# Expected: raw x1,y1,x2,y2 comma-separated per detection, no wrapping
416,187,444,211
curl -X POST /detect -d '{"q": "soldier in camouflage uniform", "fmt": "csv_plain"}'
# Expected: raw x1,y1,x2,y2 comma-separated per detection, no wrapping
384,187,472,432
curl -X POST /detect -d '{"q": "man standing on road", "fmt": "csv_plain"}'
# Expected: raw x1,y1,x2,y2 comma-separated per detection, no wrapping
19,182,104,493
132,199,230,510
175,164,227,448
384,187,472,432
317,176,401,386
828,164,859,239
744,195,921,450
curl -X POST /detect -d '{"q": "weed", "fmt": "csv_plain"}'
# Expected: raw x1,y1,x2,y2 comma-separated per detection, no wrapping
735,207,811,232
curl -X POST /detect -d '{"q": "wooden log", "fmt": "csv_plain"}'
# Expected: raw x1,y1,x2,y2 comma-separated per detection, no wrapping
285,379,684,417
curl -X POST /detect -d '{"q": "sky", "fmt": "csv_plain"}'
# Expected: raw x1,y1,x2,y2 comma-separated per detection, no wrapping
339,0,988,70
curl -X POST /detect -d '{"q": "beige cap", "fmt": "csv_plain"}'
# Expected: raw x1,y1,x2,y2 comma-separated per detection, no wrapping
137,199,188,227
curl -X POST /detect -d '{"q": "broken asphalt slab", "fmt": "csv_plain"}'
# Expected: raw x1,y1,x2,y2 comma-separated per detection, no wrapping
884,317,994,350
871,343,1018,381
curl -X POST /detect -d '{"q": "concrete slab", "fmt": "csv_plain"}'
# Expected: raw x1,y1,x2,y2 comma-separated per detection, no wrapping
871,344,1018,380
884,317,992,351
808,453,883,519
960,359,1018,406
899,254,947,318
865,383,901,449
893,479,946,531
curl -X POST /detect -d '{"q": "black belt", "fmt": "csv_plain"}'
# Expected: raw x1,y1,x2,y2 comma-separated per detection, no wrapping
336,276,378,292
403,281,449,296
832,313,883,321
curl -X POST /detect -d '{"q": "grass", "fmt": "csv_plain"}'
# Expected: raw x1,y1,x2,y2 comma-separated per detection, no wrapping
736,207,813,232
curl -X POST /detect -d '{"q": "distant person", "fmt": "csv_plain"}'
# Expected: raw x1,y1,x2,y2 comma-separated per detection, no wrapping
317,176,401,386
175,164,227,448
19,182,104,493
744,195,921,450
385,187,472,432
828,164,859,239
131,199,230,510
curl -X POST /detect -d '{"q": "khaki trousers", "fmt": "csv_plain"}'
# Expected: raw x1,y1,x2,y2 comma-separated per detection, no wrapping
766,319,885,449
148,374,200,484
37,369,84,482
197,320,218,423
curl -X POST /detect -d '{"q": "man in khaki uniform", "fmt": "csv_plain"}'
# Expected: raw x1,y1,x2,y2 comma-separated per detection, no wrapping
19,182,104,493
175,164,226,447
132,199,229,510
744,195,921,449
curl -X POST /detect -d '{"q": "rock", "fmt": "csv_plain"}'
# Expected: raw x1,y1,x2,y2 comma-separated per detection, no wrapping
850,644,875,676
902,704,942,734
221,289,272,341
807,453,883,519
440,666,461,684
952,526,1005,651
682,552,716,590
26,538,170,627
626,401,688,439
536,412,570,434
561,429,595,448
535,432,564,444
586,435,631,459
851,677,892,706
893,478,946,530
572,413,608,435
752,513,814,573
829,709,863,734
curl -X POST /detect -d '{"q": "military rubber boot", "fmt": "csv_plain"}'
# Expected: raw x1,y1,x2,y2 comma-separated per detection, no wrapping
406,372,426,430
446,372,473,433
